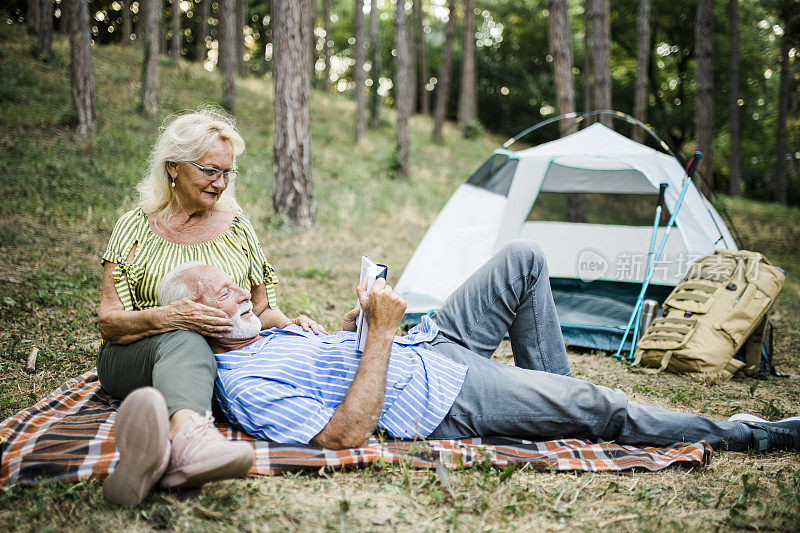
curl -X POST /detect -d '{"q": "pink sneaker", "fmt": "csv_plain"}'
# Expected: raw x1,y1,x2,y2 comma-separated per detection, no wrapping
103,387,171,506
160,412,254,489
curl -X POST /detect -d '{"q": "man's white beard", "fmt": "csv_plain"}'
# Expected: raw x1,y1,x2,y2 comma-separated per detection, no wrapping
222,302,262,340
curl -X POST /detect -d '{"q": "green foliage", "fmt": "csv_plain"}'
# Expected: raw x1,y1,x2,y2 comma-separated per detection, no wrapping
726,474,761,528
8,0,796,203
461,119,485,139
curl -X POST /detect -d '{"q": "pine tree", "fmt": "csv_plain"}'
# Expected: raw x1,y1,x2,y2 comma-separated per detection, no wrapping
322,0,331,91
457,0,477,130
272,0,314,225
728,0,741,197
220,0,237,113
694,0,715,192
309,0,317,84
416,0,430,115
238,0,247,76
582,0,593,117
121,0,132,45
394,0,411,179
545,0,576,136
196,0,210,62
368,0,381,128
170,0,182,63
590,0,611,127
546,0,583,223
432,0,456,143
68,0,96,136
27,0,40,33
141,0,161,116
408,0,418,113
774,0,798,204
354,0,366,141
632,0,651,143
38,0,54,59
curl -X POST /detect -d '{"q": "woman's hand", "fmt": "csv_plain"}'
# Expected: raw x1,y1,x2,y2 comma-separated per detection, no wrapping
285,315,328,335
167,294,234,337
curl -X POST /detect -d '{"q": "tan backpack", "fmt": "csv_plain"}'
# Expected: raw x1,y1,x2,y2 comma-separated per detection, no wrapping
632,250,785,379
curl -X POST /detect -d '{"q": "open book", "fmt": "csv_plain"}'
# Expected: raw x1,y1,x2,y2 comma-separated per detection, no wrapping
355,255,388,353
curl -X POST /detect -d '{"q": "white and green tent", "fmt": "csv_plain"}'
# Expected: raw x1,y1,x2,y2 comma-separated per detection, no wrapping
396,123,737,350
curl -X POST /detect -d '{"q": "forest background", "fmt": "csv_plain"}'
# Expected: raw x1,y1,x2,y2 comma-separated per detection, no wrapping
6,0,800,205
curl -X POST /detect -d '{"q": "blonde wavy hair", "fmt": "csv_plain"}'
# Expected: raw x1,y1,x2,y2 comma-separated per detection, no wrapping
137,106,246,219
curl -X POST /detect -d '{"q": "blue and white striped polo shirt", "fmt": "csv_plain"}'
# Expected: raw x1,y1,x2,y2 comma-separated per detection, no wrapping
214,315,467,445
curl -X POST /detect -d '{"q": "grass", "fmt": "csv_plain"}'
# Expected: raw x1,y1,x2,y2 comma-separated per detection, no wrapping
1,21,800,531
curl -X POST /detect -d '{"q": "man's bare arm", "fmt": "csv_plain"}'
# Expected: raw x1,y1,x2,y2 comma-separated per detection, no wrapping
311,279,406,449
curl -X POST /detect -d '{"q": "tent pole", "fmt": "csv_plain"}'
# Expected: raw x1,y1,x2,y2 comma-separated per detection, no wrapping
631,183,669,354
614,153,703,360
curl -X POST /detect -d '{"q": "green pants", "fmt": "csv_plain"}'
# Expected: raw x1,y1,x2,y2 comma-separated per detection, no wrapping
96,330,215,416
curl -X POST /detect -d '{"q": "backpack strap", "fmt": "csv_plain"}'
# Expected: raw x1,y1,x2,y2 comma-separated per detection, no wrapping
631,350,674,374
744,312,771,376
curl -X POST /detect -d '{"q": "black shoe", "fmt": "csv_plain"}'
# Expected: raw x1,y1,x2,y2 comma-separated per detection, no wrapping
729,414,800,452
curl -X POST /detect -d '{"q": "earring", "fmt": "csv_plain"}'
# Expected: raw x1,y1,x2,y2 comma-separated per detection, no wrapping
171,178,176,188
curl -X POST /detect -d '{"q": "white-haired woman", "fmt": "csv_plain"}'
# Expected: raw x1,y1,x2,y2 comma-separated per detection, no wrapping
97,108,325,506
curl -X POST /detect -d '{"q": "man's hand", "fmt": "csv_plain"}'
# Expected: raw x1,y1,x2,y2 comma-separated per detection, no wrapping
311,279,406,450
357,278,406,337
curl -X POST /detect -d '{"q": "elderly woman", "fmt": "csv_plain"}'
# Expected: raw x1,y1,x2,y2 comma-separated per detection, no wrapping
98,108,325,506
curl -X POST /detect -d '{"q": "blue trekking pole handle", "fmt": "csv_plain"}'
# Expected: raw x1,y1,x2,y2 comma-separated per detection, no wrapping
615,153,703,359
631,182,669,354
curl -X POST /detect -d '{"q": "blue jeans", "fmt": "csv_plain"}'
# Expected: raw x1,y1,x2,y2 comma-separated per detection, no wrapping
426,241,751,451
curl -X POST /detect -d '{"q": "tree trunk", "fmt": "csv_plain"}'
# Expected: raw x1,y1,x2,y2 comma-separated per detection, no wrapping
545,0,576,136
170,0,181,62
322,0,331,91
27,0,40,33
161,18,169,55
59,0,70,34
694,0,714,192
368,0,380,128
728,0,740,197
546,0,584,223
417,0,430,115
589,0,611,127
141,0,161,116
774,3,792,205
69,0,96,136
432,0,456,143
132,0,142,41
196,0,209,62
582,0,593,120
38,0,54,58
408,0,418,114
632,0,651,143
272,0,314,226
309,0,317,84
220,0,237,113
457,0,477,130
394,0,411,179
238,0,247,76
353,0,366,141
121,0,132,44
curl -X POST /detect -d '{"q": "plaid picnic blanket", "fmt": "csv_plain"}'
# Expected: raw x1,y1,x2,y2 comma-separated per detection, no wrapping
0,369,712,490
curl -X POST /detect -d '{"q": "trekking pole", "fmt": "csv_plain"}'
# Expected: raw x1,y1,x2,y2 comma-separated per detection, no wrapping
631,182,668,354
614,152,704,360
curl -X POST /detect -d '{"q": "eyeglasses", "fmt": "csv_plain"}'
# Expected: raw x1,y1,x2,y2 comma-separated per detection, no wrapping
186,161,239,182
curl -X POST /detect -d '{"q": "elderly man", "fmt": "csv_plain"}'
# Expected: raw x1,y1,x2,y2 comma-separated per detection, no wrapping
147,242,798,453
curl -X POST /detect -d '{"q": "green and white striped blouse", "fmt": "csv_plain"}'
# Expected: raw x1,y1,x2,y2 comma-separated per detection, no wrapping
102,208,277,311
